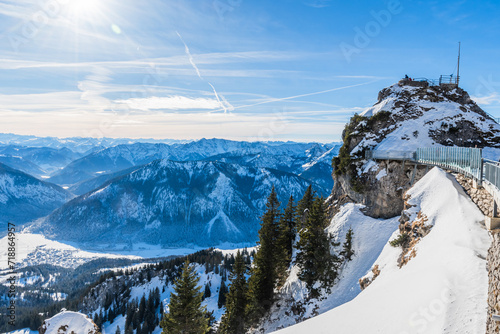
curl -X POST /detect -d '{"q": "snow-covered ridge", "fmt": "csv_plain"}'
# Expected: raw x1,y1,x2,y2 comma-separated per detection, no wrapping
39,310,98,334
273,167,490,333
352,83,500,155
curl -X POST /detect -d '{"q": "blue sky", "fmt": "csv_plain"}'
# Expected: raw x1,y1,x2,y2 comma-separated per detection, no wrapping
0,0,499,142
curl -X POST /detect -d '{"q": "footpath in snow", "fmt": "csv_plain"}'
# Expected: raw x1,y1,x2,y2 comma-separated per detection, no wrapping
274,167,490,334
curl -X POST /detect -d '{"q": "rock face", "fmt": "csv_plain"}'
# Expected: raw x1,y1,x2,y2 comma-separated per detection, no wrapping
331,81,500,218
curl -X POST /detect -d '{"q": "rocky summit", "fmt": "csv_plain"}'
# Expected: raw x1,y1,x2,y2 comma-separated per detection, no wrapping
331,81,500,218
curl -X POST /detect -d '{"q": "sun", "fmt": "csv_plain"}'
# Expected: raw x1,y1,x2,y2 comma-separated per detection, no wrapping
67,0,101,17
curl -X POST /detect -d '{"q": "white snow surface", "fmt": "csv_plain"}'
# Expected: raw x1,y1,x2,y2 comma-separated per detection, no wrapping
39,310,98,334
273,167,490,334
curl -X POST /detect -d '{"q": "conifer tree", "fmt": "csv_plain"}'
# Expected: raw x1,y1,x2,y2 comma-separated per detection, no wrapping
276,195,295,285
218,280,228,308
138,294,146,323
219,251,248,334
296,196,341,297
160,261,209,334
295,185,315,230
246,186,281,322
115,326,121,334
341,228,355,261
204,283,212,299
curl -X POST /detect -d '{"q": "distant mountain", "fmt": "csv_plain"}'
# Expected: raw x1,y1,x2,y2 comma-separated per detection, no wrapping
0,155,46,177
68,165,143,196
35,160,326,247
0,163,70,225
0,133,189,154
0,145,83,176
49,139,340,188
205,144,339,190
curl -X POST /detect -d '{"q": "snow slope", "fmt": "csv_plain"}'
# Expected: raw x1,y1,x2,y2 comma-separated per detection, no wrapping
273,167,489,334
39,310,98,334
257,203,399,332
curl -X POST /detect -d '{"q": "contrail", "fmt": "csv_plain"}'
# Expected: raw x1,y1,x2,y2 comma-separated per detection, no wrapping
208,83,228,113
176,31,233,113
219,80,380,112
176,31,202,79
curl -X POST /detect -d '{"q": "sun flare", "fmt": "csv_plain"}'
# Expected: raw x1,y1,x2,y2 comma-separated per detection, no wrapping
67,0,101,16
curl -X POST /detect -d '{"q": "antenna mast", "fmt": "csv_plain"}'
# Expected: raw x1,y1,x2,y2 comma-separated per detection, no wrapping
456,42,461,86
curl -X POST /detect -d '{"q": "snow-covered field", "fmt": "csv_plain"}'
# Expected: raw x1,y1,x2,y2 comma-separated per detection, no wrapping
0,233,140,271
273,167,490,334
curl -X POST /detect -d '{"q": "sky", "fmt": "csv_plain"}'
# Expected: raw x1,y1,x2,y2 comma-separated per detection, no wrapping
0,0,499,143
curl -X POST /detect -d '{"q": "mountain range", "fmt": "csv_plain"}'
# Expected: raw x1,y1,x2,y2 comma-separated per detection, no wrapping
32,159,325,246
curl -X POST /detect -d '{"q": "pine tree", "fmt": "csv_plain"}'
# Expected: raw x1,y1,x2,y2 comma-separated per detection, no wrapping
204,283,212,300
125,325,133,334
276,195,295,285
219,251,248,334
246,186,281,322
115,326,121,334
160,261,209,334
295,185,315,230
138,294,146,323
341,228,354,261
218,280,228,308
296,196,341,297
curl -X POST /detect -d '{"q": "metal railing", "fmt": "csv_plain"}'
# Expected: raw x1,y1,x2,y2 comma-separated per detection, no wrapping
484,160,500,190
415,147,482,180
412,77,439,86
439,74,457,85
365,146,500,200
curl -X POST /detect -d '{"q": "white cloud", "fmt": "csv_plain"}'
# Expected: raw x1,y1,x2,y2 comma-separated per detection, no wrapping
115,96,222,111
472,93,500,105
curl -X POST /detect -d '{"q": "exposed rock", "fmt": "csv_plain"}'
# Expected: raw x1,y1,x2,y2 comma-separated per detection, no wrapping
330,81,500,219
359,264,380,290
454,173,494,217
330,160,428,218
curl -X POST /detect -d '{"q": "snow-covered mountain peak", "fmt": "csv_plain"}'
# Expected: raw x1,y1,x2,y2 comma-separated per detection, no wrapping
39,310,98,334
352,81,500,155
